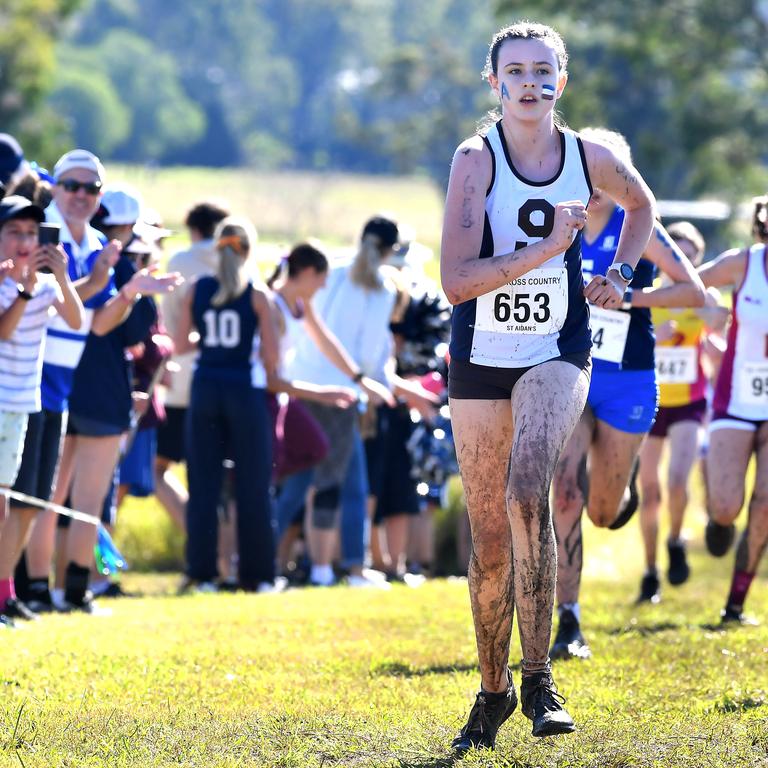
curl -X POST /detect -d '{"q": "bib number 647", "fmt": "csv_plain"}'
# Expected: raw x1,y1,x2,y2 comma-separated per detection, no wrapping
493,292,551,324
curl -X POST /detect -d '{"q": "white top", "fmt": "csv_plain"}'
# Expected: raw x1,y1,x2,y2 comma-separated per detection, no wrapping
162,240,219,407
452,124,592,367
274,293,306,376
287,261,395,387
0,275,61,412
714,244,768,420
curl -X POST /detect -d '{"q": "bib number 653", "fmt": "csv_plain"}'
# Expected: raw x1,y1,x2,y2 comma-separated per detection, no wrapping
493,292,551,324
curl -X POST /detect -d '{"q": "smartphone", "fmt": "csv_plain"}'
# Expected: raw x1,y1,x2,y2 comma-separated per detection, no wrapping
37,223,61,273
38,223,61,246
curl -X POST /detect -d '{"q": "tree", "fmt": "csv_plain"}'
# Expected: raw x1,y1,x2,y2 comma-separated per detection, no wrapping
0,0,84,159
493,0,768,200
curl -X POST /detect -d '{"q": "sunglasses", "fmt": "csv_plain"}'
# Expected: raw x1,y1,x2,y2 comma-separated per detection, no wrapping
58,179,102,195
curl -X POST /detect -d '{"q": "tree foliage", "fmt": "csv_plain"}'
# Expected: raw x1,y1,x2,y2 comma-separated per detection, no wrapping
494,0,768,200
0,0,83,159
3,0,766,201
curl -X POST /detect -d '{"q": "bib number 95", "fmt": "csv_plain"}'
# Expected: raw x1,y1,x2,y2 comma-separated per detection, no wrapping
751,375,768,399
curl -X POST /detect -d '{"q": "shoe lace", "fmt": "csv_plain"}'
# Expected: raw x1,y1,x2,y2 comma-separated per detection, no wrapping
526,676,567,713
460,693,494,736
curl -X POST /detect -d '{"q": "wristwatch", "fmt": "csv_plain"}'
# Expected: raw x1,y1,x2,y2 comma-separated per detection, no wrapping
608,262,634,283
16,285,33,301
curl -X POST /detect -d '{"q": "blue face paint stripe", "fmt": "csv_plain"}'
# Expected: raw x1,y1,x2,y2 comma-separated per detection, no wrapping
501,82,510,100
541,84,555,100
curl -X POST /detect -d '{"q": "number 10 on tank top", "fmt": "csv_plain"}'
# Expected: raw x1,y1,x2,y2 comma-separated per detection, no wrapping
203,309,241,348
474,267,568,335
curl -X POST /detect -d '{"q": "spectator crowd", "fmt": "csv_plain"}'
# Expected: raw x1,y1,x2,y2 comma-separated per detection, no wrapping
0,134,452,625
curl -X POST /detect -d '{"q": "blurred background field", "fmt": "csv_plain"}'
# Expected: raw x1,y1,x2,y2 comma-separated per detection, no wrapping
110,165,446,254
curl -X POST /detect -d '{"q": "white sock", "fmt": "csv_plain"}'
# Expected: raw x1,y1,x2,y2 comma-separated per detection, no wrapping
558,602,580,622
310,564,335,586
51,588,66,609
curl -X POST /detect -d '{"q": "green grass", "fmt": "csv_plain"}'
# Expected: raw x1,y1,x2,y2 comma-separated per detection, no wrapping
2,507,767,767
110,165,446,254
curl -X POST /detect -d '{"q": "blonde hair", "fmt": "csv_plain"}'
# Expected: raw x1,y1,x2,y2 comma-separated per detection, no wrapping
579,127,633,167
211,216,257,307
349,234,389,291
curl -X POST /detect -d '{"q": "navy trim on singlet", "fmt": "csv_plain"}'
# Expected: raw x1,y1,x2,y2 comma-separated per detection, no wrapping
576,137,593,197
496,122,566,187
559,230,592,356
481,135,496,196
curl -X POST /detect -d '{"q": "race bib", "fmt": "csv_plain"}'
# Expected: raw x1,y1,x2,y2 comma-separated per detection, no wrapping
738,361,768,406
589,306,630,363
474,268,568,335
656,346,697,384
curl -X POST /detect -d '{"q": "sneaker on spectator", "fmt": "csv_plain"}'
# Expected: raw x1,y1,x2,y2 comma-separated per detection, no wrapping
25,589,56,614
256,577,288,594
177,577,219,595
386,571,427,588
99,582,134,598
3,598,40,621
347,573,392,590
62,591,112,616
1,613,16,629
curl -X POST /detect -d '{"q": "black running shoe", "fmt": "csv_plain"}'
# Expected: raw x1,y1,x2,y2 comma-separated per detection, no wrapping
550,609,591,660
705,521,735,557
637,571,661,604
608,460,639,530
521,670,575,737
667,540,690,585
720,605,759,627
3,598,40,621
451,674,518,755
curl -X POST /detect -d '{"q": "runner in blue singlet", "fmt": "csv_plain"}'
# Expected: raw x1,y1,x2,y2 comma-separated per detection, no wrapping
550,128,706,661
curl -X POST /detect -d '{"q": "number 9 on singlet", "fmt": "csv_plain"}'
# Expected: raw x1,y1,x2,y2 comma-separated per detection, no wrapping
474,267,569,335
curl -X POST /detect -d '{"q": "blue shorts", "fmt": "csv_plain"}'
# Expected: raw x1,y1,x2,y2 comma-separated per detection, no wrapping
587,367,658,434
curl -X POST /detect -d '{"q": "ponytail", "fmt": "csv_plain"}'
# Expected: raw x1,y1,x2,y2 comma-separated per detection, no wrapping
211,217,256,307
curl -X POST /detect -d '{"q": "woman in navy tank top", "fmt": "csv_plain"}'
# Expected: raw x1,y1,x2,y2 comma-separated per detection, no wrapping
441,21,657,752
174,217,279,593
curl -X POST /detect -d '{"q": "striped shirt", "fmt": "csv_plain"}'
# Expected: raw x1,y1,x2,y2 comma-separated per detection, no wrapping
0,275,61,412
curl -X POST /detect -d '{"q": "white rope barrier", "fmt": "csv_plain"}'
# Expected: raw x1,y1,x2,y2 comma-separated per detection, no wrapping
6,490,101,526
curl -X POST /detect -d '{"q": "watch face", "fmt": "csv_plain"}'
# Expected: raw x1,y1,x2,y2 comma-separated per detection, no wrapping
619,263,634,281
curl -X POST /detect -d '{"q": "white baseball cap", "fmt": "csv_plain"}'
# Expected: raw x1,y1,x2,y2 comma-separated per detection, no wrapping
53,149,106,183
100,186,142,226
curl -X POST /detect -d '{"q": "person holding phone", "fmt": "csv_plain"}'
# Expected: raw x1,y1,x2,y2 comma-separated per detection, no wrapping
0,196,83,624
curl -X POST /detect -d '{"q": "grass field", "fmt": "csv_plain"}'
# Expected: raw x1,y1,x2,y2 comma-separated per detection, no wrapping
110,165,446,255
3,504,767,767
3,166,763,766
